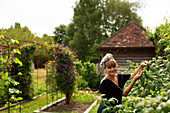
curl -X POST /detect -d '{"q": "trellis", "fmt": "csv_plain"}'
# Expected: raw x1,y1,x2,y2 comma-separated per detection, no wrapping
0,35,64,113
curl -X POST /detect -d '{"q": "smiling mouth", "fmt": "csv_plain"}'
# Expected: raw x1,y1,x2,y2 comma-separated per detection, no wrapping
110,71,115,73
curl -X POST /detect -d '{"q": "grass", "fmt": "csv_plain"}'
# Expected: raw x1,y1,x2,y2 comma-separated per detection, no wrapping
88,101,100,113
71,92,100,113
32,68,46,96
0,68,64,113
72,92,98,104
0,68,101,113
0,91,65,113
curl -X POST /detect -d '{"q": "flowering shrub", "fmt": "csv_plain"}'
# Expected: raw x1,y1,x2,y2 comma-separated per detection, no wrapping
46,43,78,104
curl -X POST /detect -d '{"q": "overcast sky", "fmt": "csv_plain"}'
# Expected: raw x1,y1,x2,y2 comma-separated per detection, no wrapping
0,0,169,37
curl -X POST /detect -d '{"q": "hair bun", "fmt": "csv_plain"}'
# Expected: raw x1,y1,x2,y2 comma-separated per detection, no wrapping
100,53,114,65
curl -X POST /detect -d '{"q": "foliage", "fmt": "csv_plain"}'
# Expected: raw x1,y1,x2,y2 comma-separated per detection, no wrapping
74,59,100,89
46,43,78,104
67,0,142,61
77,75,88,88
71,0,104,61
0,23,36,41
128,56,170,97
73,89,96,104
99,54,170,112
64,22,77,47
74,60,88,88
85,44,101,63
146,19,170,57
101,96,122,113
0,23,55,68
0,35,23,107
103,0,142,37
0,23,54,44
100,90,170,113
0,92,64,113
10,44,36,100
53,24,67,44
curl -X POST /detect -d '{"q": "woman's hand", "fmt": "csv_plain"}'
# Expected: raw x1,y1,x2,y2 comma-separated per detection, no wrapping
123,71,143,96
140,60,148,69
134,71,142,81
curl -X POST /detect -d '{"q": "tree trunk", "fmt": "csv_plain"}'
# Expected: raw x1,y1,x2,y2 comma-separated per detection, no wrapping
65,93,71,104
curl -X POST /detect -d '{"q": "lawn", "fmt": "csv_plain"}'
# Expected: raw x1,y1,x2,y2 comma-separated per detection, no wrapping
88,101,100,113
0,68,62,113
0,68,100,113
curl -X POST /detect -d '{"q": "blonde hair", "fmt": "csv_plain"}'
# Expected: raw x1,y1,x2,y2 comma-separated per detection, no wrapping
104,59,118,69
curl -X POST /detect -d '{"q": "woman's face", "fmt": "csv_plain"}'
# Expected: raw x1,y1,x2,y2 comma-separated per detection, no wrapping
105,66,117,76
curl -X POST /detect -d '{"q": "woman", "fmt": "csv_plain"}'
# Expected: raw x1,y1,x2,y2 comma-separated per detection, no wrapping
97,53,148,113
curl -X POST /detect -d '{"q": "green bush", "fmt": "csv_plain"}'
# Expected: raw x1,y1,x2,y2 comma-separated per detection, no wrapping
127,56,170,97
74,60,100,90
10,44,36,100
77,75,88,88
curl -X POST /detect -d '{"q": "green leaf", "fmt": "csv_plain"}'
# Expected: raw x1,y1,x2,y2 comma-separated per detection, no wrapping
167,62,170,72
0,35,4,39
16,49,21,55
15,40,19,44
4,103,9,108
17,97,23,101
2,72,8,80
150,89,154,95
18,72,23,75
167,100,170,108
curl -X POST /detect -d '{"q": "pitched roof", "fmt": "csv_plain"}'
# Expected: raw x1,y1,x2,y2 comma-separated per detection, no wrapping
97,21,154,50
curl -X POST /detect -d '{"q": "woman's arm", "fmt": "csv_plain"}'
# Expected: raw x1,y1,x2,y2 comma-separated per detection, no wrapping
122,71,142,96
129,61,148,80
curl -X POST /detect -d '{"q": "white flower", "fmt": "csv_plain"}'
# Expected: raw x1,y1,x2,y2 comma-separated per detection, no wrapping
11,39,15,43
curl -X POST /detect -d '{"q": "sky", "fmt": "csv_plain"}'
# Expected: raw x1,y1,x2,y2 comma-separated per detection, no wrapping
0,0,170,37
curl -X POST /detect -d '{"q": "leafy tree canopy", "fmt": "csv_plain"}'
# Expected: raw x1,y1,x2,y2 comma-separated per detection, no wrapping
53,24,67,44
0,22,54,44
146,19,170,57
103,0,142,37
68,0,142,61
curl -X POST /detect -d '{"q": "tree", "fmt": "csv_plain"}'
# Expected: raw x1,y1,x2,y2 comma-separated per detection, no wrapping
0,23,55,69
85,44,101,63
146,19,170,57
102,0,142,37
53,24,67,44
41,34,54,44
70,0,142,61
15,22,21,29
71,0,104,61
63,22,77,47
0,22,36,41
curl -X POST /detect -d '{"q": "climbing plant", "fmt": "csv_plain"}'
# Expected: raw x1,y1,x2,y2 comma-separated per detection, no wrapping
0,35,23,107
46,43,78,104
10,44,36,100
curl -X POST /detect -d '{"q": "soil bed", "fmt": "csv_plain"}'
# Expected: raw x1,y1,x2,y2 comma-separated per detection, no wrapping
43,100,92,113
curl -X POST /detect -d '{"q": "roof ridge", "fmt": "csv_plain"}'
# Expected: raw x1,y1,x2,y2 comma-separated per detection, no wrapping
97,21,153,49
98,21,145,48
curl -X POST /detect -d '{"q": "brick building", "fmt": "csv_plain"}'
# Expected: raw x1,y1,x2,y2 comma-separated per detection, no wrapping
97,21,156,68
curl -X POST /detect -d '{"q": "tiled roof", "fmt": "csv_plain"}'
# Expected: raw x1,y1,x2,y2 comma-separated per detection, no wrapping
97,21,154,49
